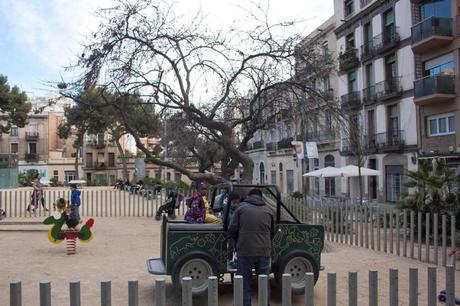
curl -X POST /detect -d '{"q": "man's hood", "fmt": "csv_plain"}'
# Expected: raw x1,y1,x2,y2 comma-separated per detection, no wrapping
243,194,266,206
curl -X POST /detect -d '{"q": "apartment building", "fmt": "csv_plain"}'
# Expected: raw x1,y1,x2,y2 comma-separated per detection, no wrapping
0,97,83,183
334,0,419,202
410,0,460,166
245,17,341,196
82,133,119,185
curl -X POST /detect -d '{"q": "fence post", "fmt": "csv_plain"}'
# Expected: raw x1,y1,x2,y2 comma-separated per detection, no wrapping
377,207,381,251
409,268,418,306
304,272,314,306
427,266,437,306
101,279,111,306
40,280,51,306
450,216,456,268
383,209,388,253
233,275,243,306
348,272,357,306
389,209,394,254
410,210,414,259
208,276,218,306
426,213,430,263
396,211,400,256
182,277,193,306
403,210,407,257
442,214,447,266
155,278,165,306
389,268,398,306
418,212,422,261
128,280,138,306
69,279,81,306
433,213,438,265
258,274,269,306
282,274,292,306
10,280,21,306
369,270,378,306
327,272,336,306
446,265,455,306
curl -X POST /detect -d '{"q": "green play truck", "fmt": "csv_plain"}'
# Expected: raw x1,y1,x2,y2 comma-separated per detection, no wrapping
147,184,324,295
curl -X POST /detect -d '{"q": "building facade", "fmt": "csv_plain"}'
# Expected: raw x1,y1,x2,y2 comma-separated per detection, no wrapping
334,0,419,202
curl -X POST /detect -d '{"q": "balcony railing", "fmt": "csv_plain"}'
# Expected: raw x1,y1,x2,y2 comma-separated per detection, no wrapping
373,130,406,151
414,75,456,98
246,141,264,151
86,140,106,149
360,0,373,8
373,27,400,54
341,91,361,109
338,48,359,72
266,142,276,151
25,131,39,141
375,77,403,100
411,17,453,44
361,40,374,61
362,85,377,105
25,153,38,162
277,137,294,150
307,131,337,143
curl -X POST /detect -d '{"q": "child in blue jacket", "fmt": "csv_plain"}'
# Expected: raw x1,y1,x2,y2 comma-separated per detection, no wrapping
69,184,81,225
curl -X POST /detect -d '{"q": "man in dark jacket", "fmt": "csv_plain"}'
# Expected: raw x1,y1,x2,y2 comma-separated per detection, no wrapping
228,188,275,306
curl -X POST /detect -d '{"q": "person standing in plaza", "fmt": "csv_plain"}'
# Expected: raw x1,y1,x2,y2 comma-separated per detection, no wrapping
228,188,275,306
27,172,41,213
70,184,81,224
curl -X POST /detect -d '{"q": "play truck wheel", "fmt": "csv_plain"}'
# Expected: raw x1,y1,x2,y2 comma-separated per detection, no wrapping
172,253,217,295
276,251,319,295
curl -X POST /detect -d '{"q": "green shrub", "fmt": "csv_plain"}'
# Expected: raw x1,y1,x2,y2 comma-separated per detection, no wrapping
292,191,303,199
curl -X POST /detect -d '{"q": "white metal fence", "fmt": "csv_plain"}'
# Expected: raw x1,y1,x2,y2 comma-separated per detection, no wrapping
8,266,457,306
0,189,457,267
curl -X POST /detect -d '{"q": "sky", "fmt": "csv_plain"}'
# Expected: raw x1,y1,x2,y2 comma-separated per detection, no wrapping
0,0,333,98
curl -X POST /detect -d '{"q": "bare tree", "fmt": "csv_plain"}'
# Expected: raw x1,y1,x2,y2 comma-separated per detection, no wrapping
65,0,335,184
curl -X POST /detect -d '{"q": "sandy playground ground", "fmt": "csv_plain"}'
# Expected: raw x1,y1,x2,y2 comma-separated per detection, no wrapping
0,217,459,306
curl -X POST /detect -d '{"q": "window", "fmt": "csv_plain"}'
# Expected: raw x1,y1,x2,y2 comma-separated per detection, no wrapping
419,0,451,20
10,143,18,153
166,172,171,181
65,171,76,182
271,170,277,185
427,113,455,136
383,9,395,38
348,70,357,92
324,155,336,196
345,33,355,49
86,153,93,168
10,126,18,137
175,173,181,182
29,143,37,154
259,162,265,184
386,165,404,202
287,170,294,194
344,0,354,17
423,53,454,77
53,170,59,181
366,63,375,88
108,153,115,167
385,54,397,80
363,22,373,54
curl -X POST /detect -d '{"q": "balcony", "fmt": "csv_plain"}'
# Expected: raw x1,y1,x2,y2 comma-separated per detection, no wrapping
361,41,374,61
362,86,377,106
86,140,106,149
373,27,400,54
375,77,403,101
373,130,406,152
95,162,107,170
341,91,361,110
414,75,456,105
25,131,39,141
25,153,38,163
338,48,359,72
266,142,276,151
277,137,294,150
307,131,337,144
246,141,264,151
360,0,373,8
411,17,453,53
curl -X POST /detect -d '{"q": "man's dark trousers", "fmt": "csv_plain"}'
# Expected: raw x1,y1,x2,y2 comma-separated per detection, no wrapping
237,256,271,306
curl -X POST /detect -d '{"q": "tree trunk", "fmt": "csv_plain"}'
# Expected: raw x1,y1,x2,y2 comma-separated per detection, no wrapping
115,138,128,181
